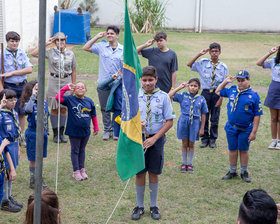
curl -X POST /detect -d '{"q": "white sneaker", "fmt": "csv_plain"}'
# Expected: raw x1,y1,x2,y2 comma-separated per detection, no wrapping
275,141,280,150
103,132,110,141
268,140,277,149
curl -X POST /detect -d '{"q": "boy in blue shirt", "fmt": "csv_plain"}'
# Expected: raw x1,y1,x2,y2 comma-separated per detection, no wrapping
131,66,174,220
187,43,228,148
215,70,263,183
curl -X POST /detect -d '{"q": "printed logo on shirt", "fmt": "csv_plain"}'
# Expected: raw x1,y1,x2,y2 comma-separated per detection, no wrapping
7,125,12,131
230,94,235,101
248,95,252,98
72,103,90,118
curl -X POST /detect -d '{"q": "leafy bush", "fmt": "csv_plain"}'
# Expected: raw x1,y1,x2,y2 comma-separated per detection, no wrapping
128,0,168,33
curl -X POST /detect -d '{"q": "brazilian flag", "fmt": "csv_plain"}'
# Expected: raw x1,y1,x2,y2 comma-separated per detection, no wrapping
116,0,145,181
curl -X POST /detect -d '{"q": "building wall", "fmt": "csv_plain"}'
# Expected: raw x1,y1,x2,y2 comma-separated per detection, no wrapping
94,0,280,32
3,0,58,50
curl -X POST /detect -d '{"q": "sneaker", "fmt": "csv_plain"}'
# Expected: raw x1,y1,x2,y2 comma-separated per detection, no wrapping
73,170,83,181
131,206,144,220
1,199,21,212
275,141,280,150
180,164,187,173
200,141,209,148
29,178,35,190
9,196,23,208
150,206,161,220
209,139,216,148
42,179,49,189
241,171,251,183
113,136,119,141
187,164,194,173
80,168,88,180
103,132,110,141
268,140,277,149
222,171,238,180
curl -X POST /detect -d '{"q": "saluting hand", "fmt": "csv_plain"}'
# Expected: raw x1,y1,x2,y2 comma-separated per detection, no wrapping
225,75,236,83
46,37,55,45
96,32,106,39
269,46,279,54
199,48,209,56
0,94,7,109
145,39,155,47
68,83,75,91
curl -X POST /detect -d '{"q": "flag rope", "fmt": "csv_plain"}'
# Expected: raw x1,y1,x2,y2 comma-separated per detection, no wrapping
105,178,131,224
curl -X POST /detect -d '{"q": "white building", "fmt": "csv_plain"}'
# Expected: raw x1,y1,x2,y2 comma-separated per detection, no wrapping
1,0,279,51
0,0,58,50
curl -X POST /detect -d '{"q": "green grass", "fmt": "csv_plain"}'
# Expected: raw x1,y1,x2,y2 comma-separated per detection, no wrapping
1,30,280,224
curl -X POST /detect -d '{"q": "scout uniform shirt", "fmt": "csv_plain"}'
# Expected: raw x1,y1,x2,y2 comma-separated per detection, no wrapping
191,58,228,90
220,85,263,128
263,56,280,82
139,88,175,135
91,41,123,83
24,94,49,133
0,48,32,84
173,92,208,118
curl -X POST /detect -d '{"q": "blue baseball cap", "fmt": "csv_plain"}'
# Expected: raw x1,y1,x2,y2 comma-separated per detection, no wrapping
236,70,250,79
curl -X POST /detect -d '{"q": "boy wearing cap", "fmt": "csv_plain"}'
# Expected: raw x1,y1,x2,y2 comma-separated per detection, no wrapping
0,31,33,147
137,31,178,93
187,43,228,148
215,70,263,183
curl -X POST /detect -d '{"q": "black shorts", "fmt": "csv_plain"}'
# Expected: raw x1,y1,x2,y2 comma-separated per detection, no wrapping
137,135,165,175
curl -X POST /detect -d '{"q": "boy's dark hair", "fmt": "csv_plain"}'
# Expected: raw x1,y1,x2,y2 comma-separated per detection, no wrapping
20,80,38,109
154,31,167,41
209,42,221,51
142,66,157,78
106,25,120,35
6,31,21,41
188,78,201,88
275,46,280,65
238,189,277,224
0,89,17,100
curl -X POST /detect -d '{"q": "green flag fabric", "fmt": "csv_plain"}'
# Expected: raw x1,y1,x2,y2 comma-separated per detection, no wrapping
116,0,145,181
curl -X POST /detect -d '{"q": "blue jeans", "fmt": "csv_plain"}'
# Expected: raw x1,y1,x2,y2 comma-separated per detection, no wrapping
69,135,90,171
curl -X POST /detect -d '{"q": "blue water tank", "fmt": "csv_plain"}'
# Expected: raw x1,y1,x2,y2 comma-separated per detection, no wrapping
53,9,91,45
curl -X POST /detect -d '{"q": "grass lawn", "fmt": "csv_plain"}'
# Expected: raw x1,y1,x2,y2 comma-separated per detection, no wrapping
1,28,280,224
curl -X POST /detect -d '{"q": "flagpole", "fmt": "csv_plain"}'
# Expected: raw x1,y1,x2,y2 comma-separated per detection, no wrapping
34,0,47,223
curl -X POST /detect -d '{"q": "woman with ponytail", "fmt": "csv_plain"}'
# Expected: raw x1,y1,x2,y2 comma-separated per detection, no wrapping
257,46,280,149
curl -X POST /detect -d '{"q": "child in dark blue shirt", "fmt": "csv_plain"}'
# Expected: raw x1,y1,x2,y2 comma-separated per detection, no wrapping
0,90,21,212
20,80,49,190
56,82,99,181
169,78,208,173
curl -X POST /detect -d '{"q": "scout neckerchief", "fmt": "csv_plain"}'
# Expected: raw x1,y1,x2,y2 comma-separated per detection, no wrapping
188,92,200,125
0,108,21,136
54,48,65,78
142,87,160,132
6,48,18,70
231,86,251,113
211,61,219,88
0,153,5,174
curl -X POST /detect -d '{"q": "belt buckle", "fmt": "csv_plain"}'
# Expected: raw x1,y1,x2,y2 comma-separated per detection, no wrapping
210,89,215,93
145,134,150,138
15,83,20,86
